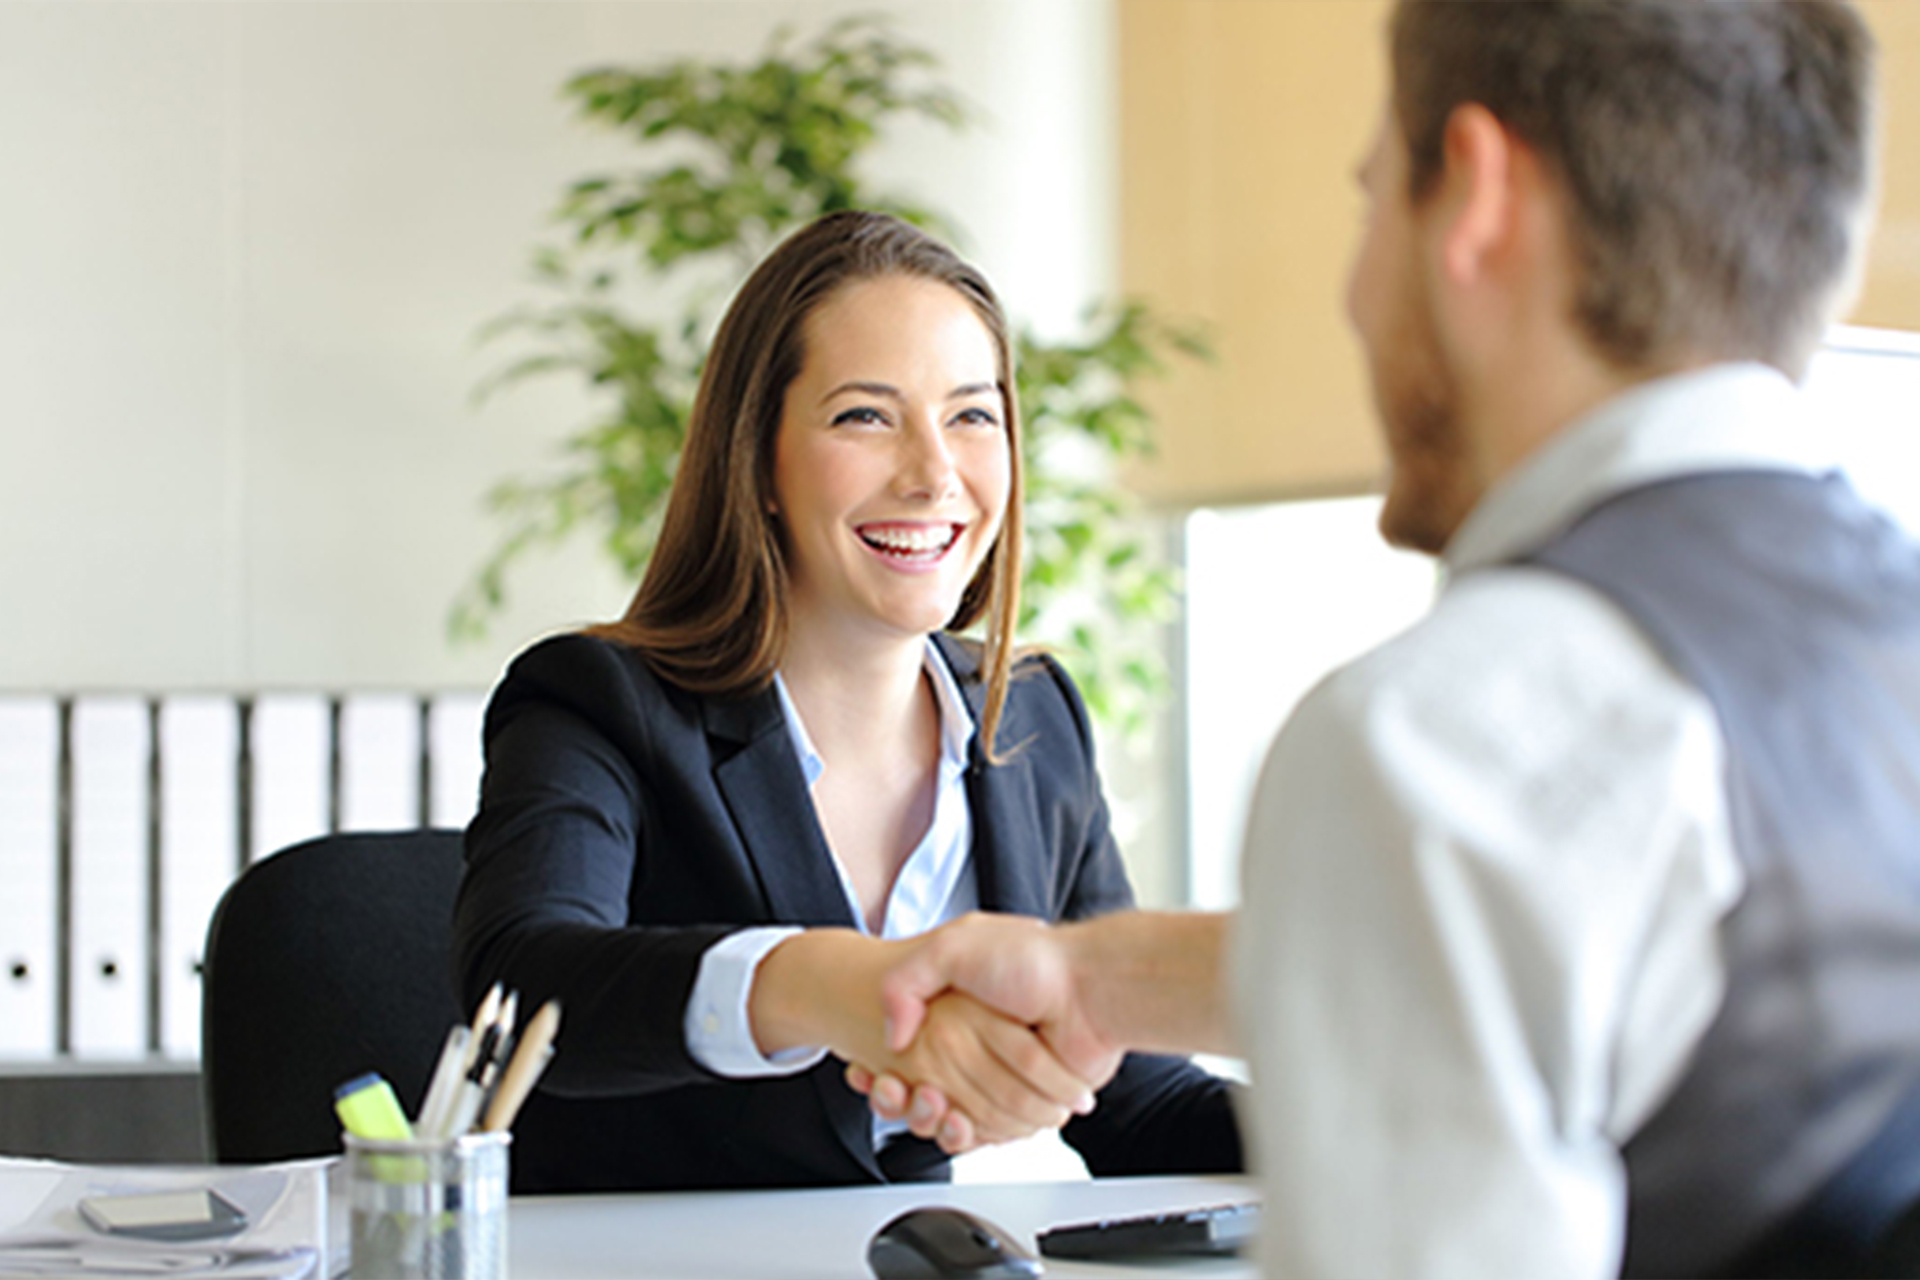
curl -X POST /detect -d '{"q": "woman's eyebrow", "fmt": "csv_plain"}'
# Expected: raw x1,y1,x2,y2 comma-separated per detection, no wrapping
821,380,902,404
820,379,998,403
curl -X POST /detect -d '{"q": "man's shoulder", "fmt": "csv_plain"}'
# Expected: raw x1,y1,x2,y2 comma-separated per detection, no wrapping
1295,564,1716,774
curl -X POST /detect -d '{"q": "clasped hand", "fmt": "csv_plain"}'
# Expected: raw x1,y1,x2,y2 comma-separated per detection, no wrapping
751,917,1117,1155
842,913,1122,1154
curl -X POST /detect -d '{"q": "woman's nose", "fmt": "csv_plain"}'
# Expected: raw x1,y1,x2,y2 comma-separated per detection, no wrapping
895,418,959,499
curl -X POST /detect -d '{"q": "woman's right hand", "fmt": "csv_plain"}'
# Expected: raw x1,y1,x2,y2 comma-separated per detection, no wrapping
881,989,1098,1149
748,928,1097,1150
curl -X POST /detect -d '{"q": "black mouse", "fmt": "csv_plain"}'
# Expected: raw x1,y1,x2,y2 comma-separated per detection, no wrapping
867,1206,1044,1280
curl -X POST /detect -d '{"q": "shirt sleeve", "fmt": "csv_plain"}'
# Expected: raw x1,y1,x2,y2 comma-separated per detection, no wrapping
1231,569,1740,1280
682,926,830,1078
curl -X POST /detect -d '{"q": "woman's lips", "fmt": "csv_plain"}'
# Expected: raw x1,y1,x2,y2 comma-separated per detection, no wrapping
855,521,964,563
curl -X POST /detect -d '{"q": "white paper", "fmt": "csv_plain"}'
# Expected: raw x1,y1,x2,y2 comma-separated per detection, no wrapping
0,1154,333,1279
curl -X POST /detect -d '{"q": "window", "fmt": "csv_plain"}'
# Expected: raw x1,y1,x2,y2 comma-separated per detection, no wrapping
1182,326,1920,906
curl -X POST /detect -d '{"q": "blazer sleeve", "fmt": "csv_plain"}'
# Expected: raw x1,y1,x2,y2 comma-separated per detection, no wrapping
1025,656,1246,1176
453,633,735,1098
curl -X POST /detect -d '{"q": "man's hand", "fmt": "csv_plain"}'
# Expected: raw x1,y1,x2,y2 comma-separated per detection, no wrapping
865,991,1098,1151
842,913,1126,1146
851,909,1236,1139
880,912,1121,1080
747,928,1101,1153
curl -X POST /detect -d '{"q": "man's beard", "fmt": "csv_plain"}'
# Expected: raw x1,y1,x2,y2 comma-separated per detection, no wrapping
1371,284,1475,556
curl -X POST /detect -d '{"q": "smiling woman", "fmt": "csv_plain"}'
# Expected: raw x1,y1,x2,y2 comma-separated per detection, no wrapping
770,274,1014,935
773,274,1012,676
450,211,1241,1194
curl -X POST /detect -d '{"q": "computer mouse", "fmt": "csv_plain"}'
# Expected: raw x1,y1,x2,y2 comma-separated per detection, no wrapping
867,1206,1044,1280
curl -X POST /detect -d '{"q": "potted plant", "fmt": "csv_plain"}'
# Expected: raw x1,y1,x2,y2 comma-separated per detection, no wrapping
455,15,1203,733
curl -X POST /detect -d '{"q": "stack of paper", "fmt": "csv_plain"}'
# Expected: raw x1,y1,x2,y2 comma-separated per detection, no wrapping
0,1154,335,1279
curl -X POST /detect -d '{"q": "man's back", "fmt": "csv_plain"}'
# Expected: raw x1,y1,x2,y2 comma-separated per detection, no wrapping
1234,365,1920,1278
1533,468,1920,1276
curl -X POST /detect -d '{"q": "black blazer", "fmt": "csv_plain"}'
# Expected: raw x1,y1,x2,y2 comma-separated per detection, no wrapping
454,631,1240,1192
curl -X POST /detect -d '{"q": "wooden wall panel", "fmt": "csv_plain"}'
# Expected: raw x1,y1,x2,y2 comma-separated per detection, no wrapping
1119,0,1389,508
1854,1,1920,331
1120,0,1920,509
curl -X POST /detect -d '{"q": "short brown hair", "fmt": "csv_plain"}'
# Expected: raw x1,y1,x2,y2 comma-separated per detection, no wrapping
591,211,1026,755
1391,0,1876,374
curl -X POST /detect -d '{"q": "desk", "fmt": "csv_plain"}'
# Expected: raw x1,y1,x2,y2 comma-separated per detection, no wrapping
510,1175,1258,1279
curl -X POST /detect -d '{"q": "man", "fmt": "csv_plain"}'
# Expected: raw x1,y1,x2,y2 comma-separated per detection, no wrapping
863,3,1920,1276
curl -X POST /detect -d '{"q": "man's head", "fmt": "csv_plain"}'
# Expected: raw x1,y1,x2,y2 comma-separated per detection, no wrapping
1393,0,1875,376
1353,0,1878,553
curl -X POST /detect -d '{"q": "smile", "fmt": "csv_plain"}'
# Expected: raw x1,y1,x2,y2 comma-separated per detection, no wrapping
855,522,963,563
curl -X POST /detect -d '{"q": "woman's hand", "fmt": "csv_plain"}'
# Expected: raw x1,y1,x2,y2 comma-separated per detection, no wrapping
845,1028,1121,1155
877,991,1098,1150
844,1061,981,1150
749,929,1097,1152
844,912,1139,1151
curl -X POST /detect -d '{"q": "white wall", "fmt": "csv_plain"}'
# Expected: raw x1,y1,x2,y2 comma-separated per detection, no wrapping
0,0,1116,693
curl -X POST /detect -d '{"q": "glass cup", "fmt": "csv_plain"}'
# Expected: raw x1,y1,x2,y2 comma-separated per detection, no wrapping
344,1131,510,1280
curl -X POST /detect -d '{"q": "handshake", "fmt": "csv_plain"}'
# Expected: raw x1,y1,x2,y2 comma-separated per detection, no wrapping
750,910,1232,1155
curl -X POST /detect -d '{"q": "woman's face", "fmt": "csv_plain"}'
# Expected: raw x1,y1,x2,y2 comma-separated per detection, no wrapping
772,273,1011,651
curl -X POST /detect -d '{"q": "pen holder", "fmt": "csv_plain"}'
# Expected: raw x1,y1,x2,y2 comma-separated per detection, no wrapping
344,1131,510,1280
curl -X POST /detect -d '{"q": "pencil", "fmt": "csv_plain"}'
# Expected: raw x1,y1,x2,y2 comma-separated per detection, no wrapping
482,1000,561,1133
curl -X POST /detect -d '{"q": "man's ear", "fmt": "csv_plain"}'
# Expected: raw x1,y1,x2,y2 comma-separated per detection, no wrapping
1436,104,1519,286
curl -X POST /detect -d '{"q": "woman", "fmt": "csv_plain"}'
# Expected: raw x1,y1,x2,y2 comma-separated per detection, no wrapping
454,210,1240,1192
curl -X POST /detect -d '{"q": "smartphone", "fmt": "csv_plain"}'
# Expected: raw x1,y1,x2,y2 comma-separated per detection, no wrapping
78,1188,248,1242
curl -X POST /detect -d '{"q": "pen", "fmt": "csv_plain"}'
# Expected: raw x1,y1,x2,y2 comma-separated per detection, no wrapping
421,984,507,1140
494,990,519,1050
463,984,505,1074
444,992,519,1137
482,1000,561,1133
476,989,519,1090
335,1072,414,1142
414,1023,472,1141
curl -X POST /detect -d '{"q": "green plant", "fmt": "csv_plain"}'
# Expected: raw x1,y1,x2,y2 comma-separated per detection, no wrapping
455,14,1203,732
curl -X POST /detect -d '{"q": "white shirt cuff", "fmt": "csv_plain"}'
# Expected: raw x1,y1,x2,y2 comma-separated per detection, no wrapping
684,926,831,1078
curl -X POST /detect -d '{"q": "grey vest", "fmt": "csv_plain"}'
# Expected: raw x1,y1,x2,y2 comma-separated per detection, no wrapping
1524,470,1920,1278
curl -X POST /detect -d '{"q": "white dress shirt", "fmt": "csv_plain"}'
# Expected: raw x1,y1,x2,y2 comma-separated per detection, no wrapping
683,639,979,1146
1233,365,1836,1279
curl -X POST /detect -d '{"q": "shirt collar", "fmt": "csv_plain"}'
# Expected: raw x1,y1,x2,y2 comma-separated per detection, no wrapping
773,638,977,788
1445,362,1834,576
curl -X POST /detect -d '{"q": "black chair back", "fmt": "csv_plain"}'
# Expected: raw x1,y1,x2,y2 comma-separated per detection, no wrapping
201,829,466,1163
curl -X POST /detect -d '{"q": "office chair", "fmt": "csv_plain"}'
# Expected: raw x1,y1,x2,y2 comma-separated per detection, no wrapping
201,828,468,1163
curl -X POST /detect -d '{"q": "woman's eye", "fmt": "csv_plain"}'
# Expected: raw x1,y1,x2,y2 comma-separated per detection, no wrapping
831,406,889,428
952,407,1002,430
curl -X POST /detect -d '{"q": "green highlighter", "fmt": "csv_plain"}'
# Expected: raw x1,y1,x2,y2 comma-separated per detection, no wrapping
334,1072,414,1142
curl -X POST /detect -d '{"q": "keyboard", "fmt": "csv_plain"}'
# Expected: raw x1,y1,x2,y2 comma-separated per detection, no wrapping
1035,1201,1259,1259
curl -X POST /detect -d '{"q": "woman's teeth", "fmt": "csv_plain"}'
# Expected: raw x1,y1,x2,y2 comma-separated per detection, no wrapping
858,524,959,557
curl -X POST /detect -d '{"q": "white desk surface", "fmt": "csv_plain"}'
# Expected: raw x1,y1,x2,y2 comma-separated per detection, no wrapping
509,1175,1258,1280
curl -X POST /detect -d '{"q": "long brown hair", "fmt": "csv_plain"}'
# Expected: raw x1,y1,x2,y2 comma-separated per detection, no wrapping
589,210,1026,757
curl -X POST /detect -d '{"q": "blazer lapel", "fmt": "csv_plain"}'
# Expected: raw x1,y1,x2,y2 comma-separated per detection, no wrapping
703,689,883,1181
935,635,1052,919
967,744,1051,917
704,690,856,929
